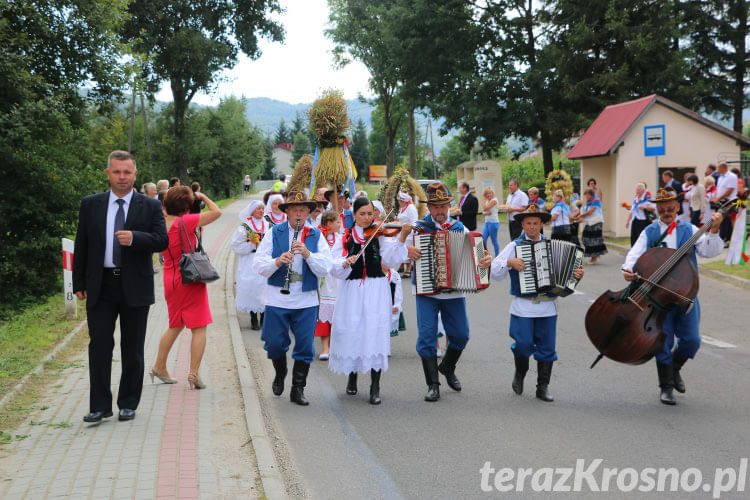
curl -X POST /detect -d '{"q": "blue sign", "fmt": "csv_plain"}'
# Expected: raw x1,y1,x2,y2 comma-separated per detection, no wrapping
644,125,665,156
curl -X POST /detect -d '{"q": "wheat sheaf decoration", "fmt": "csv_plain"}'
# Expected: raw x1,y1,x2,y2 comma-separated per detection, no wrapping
379,167,427,220
287,154,314,194
307,89,353,190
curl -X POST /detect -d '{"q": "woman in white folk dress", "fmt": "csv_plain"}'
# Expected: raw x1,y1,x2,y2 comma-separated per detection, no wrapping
328,197,412,404
231,200,267,330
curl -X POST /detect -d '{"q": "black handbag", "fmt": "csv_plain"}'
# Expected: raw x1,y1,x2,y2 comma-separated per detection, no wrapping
178,218,219,284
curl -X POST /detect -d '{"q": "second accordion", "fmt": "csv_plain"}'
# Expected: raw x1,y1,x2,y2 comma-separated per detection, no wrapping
414,230,490,295
514,239,583,297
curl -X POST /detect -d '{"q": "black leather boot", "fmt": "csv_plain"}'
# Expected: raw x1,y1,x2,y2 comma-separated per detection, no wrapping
657,362,676,405
271,357,287,396
250,312,259,331
438,347,463,391
290,360,310,406
369,369,381,405
512,356,529,395
672,352,688,394
259,312,264,327
421,356,440,402
346,372,358,395
535,361,554,402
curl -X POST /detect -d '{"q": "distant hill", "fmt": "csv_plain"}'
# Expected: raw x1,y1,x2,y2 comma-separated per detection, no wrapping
243,97,453,155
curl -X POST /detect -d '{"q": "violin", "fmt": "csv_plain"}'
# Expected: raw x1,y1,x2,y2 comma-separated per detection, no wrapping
361,222,419,238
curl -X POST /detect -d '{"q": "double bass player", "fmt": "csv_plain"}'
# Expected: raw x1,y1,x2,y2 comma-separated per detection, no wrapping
621,187,723,405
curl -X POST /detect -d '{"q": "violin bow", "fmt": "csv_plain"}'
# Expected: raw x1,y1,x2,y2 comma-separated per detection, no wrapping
352,208,395,261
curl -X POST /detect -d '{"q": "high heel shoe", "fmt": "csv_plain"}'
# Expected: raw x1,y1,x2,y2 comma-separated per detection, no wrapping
187,372,206,389
150,368,177,384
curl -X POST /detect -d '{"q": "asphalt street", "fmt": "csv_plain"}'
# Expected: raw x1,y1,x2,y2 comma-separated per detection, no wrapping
238,223,750,499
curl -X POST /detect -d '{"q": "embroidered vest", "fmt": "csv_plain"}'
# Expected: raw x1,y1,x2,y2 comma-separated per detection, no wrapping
268,223,321,292
344,232,385,280
508,234,555,298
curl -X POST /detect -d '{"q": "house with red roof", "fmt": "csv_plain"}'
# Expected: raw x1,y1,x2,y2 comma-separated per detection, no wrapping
272,142,293,177
567,94,750,237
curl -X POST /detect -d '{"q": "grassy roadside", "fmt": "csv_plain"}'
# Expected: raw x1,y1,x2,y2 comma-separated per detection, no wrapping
0,296,88,443
703,260,750,280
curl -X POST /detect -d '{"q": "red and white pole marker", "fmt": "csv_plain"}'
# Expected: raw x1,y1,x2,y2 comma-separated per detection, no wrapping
62,238,77,318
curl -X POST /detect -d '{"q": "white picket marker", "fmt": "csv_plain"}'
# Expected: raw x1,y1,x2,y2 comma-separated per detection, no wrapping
62,238,77,318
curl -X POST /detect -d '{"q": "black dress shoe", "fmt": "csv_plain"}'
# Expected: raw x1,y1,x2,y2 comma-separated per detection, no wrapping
118,409,136,421
83,411,113,423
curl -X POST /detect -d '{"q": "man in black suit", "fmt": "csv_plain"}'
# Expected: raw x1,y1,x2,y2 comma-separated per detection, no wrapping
456,182,479,231
73,150,168,423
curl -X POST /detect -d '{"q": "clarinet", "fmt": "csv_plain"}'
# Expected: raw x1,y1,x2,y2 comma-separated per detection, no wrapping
280,219,302,295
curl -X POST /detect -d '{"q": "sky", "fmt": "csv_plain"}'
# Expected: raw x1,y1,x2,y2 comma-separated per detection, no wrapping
155,0,374,106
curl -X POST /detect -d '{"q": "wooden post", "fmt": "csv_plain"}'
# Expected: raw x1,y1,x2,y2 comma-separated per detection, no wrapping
62,238,77,319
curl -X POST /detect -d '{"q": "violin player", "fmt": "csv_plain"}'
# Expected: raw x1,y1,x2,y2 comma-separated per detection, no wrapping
622,187,723,405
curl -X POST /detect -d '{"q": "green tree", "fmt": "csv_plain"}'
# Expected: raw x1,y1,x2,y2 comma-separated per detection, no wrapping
0,0,127,312
681,0,749,132
368,102,408,166
348,119,370,171
275,118,292,144
290,130,313,167
121,0,284,182
439,134,471,172
328,0,407,176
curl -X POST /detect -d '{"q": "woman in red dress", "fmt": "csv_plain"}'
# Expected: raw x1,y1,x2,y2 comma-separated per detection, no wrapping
151,186,222,388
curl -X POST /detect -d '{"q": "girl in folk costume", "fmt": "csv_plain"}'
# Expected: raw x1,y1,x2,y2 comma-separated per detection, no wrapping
372,200,385,223
549,190,572,242
577,189,608,263
397,191,418,278
231,200,268,330
328,197,412,404
382,263,405,338
315,211,342,360
264,193,287,226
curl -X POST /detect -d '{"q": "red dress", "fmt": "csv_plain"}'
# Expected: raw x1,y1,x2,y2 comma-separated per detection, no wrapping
162,213,212,328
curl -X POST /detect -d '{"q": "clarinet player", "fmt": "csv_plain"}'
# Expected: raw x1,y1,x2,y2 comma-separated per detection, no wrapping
253,192,332,406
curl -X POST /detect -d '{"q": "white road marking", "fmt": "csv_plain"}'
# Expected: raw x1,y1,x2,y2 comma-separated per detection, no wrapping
702,335,737,349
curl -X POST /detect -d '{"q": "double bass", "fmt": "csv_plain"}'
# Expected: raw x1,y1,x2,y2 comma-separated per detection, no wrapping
584,199,735,368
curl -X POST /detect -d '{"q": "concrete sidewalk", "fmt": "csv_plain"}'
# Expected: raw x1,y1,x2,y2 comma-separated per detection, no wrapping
0,199,274,499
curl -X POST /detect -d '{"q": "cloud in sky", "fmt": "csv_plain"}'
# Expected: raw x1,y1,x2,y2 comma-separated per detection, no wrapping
155,0,374,106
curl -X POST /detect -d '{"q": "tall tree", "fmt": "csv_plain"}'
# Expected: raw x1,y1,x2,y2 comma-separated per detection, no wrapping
439,134,471,172
328,0,406,176
348,119,370,171
290,130,313,166
274,118,291,144
682,0,749,132
0,0,127,311
368,102,408,166
121,0,284,181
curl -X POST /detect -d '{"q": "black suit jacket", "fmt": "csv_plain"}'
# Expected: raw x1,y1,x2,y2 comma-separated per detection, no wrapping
459,192,479,230
73,191,168,308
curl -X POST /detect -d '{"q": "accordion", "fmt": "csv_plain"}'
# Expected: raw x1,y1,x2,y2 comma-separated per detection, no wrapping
414,231,490,295
515,239,583,297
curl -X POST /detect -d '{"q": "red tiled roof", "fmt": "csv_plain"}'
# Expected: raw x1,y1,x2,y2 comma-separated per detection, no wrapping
567,95,655,159
275,142,293,151
567,94,750,159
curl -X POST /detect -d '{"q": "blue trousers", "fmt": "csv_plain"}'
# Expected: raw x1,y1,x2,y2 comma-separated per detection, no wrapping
509,314,558,362
482,221,501,256
655,299,701,364
261,305,318,362
415,296,470,358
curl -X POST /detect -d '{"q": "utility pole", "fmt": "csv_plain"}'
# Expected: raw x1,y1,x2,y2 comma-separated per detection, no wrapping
426,118,437,179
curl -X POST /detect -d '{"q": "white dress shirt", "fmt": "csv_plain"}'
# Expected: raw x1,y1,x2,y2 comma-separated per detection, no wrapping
252,221,332,309
506,190,529,211
104,190,134,268
491,236,558,317
623,220,724,271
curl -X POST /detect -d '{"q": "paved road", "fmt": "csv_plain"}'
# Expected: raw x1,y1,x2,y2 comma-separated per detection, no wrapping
239,224,750,499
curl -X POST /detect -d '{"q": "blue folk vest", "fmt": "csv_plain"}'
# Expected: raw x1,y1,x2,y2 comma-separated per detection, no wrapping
644,221,697,268
268,223,321,292
508,233,554,298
